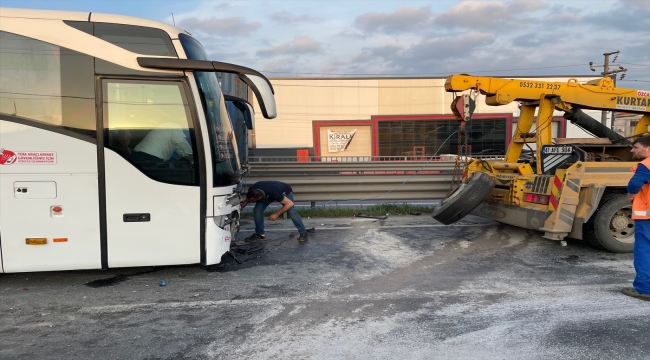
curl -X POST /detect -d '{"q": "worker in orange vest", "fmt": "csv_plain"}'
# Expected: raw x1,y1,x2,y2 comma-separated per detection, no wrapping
623,135,650,301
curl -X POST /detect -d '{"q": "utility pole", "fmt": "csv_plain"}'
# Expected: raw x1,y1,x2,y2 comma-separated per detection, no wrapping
589,51,627,127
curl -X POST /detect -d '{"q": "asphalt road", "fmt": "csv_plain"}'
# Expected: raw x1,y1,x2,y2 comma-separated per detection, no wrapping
1,215,648,360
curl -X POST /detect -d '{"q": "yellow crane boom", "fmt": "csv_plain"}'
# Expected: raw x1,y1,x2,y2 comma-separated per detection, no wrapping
445,75,650,169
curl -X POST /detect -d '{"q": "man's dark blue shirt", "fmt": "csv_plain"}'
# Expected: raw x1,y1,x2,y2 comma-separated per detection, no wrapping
250,181,293,203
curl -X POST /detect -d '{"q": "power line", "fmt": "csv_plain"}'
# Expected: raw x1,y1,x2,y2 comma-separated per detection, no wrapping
619,62,650,67
271,78,596,89
263,64,588,77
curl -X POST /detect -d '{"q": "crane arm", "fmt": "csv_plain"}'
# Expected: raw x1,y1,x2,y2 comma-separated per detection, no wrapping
445,75,650,114
445,74,650,172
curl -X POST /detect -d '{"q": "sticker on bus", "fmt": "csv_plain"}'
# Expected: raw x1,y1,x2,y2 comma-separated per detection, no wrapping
0,149,57,165
0,149,17,165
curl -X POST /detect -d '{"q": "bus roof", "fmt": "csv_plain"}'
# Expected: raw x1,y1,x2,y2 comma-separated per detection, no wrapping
0,7,189,38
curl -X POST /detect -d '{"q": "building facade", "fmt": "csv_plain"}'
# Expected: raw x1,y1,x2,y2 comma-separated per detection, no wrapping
249,76,601,158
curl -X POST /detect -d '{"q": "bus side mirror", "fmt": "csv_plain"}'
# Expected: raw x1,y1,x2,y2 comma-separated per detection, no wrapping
243,102,255,129
235,74,276,120
210,61,276,119
224,96,255,129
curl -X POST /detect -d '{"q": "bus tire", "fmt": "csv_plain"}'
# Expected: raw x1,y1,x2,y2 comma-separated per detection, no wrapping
432,172,496,225
583,193,634,253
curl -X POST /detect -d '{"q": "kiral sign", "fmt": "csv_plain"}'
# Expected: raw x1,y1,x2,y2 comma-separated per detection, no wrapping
0,149,57,165
327,129,357,153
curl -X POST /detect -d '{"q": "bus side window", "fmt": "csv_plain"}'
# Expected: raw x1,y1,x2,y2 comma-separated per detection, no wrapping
94,23,177,57
103,79,199,185
0,31,96,138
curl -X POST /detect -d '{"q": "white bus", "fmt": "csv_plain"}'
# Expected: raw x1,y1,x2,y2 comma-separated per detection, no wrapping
0,8,277,272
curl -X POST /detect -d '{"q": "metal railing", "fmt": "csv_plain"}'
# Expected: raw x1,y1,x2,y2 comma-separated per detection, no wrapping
249,155,505,163
244,155,505,202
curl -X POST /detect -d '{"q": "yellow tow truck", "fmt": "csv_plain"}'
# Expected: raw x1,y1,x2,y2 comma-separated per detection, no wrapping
434,75,650,252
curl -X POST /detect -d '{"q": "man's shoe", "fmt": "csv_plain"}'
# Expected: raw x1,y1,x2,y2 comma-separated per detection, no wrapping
622,287,650,302
298,232,308,242
245,233,266,242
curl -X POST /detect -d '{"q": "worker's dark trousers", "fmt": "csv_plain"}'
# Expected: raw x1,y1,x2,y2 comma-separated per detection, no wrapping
634,219,650,295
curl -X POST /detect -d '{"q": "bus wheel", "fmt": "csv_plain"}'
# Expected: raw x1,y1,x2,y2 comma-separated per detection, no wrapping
432,172,495,225
583,193,634,253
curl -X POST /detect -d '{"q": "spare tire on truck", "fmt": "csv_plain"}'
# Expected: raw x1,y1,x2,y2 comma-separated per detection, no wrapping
432,172,496,225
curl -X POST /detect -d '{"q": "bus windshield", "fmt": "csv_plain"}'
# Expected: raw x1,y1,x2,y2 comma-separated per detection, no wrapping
179,34,241,187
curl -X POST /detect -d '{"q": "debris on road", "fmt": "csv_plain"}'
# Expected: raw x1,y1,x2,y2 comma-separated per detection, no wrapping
227,250,243,264
355,213,388,220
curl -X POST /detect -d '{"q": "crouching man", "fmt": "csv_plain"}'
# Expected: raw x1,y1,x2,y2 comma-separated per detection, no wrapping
240,181,308,242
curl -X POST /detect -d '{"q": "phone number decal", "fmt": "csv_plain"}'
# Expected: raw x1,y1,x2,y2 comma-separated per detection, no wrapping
519,81,561,90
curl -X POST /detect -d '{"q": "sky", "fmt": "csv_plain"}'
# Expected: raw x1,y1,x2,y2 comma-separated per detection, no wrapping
2,0,649,88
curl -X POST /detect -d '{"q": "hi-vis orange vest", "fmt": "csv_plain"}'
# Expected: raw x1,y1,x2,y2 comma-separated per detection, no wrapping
631,157,650,220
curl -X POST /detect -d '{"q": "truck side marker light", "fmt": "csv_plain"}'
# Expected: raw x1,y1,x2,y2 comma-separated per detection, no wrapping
524,193,550,205
26,238,47,245
53,238,68,243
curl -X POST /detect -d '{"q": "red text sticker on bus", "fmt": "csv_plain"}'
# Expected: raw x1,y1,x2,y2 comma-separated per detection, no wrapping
0,149,17,165
0,150,57,165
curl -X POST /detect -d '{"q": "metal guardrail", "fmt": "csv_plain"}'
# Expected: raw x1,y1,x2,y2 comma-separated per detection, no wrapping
244,156,505,202
249,155,505,163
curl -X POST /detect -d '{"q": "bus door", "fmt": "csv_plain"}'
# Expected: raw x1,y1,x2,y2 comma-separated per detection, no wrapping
101,78,203,267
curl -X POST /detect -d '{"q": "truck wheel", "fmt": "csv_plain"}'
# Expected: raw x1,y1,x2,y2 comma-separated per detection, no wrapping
432,172,496,225
583,193,634,253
